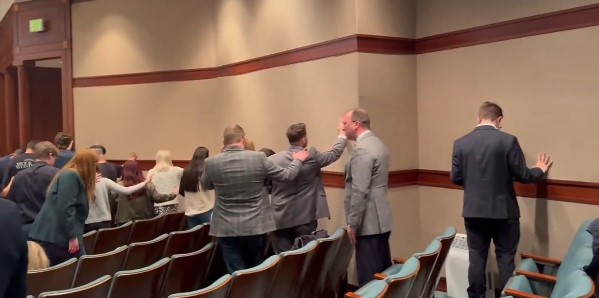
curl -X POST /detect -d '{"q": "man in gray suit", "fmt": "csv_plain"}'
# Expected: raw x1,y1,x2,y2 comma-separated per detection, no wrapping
201,124,309,273
342,108,393,286
269,122,347,253
451,102,552,297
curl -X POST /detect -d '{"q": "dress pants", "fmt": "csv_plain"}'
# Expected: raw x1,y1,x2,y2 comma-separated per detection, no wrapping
271,221,317,253
464,218,520,298
218,234,267,273
355,231,392,286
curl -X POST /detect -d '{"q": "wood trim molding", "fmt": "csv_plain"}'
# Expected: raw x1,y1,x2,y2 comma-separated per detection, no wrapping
416,3,599,54
72,4,599,87
73,35,413,87
107,160,599,205
417,170,599,205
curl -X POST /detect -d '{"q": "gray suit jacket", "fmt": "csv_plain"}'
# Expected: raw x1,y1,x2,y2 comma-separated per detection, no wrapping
344,131,392,236
201,147,302,237
269,138,346,229
314,173,330,220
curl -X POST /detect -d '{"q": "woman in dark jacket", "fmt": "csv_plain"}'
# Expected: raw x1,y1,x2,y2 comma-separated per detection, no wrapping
29,149,98,266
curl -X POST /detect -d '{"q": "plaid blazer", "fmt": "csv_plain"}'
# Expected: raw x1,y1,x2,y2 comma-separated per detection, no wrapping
201,147,302,237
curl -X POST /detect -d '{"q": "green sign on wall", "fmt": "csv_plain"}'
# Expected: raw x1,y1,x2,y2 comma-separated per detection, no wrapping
29,19,44,33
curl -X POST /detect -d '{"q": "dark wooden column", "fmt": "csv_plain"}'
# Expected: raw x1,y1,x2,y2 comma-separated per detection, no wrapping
4,67,18,153
17,64,30,148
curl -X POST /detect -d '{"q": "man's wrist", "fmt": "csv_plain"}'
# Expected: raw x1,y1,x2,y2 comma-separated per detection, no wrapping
338,135,347,139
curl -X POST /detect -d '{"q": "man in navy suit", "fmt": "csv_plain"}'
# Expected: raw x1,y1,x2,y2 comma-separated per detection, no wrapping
0,199,28,298
451,102,552,297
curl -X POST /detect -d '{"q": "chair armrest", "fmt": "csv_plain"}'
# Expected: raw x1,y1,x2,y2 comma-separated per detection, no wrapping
345,292,362,298
504,288,546,298
373,273,387,280
392,257,406,264
514,270,557,284
520,252,561,266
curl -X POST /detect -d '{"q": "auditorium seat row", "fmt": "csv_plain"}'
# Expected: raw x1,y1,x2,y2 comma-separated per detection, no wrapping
27,221,212,297
29,227,354,298
84,212,189,255
344,227,456,298
169,227,354,298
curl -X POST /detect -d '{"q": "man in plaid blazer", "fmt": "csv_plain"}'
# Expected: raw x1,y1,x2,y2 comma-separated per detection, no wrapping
201,124,309,273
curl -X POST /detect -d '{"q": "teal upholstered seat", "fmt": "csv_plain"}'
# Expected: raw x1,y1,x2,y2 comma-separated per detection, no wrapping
503,269,593,298
381,239,441,277
351,257,421,298
436,227,457,241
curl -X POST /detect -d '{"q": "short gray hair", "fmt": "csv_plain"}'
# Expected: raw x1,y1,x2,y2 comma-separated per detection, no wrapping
350,108,370,129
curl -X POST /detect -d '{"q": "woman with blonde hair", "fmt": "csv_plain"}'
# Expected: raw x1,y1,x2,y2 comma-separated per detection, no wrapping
149,150,183,214
29,149,97,265
27,241,49,271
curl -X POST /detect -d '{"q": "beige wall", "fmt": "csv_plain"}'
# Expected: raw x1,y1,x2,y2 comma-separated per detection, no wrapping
356,0,415,38
73,79,222,160
416,0,599,37
214,0,356,65
72,0,216,77
358,53,418,170
417,26,599,182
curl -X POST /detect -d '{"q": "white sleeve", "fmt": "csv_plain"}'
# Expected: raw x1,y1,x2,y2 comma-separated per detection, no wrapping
105,178,147,195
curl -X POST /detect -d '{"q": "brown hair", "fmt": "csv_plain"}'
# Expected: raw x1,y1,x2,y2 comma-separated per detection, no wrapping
34,141,59,160
122,160,146,199
223,124,245,146
52,149,98,200
54,132,73,150
478,101,503,121
286,123,307,144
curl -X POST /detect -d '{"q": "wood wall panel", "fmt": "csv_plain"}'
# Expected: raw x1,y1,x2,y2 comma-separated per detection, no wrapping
105,166,587,205
104,160,599,206
416,3,599,54
13,2,65,53
29,67,62,143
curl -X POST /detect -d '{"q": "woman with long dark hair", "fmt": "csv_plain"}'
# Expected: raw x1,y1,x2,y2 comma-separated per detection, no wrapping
114,160,176,225
29,149,98,265
179,147,214,228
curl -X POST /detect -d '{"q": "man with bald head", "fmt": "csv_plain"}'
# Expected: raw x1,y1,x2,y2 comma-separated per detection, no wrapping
341,108,393,286
201,124,309,273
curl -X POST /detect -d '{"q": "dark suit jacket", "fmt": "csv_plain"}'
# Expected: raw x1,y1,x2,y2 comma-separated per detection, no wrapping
8,162,60,224
29,170,89,252
0,200,27,298
451,125,544,219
